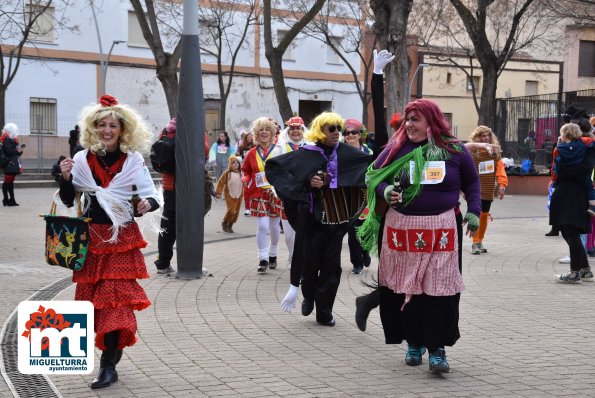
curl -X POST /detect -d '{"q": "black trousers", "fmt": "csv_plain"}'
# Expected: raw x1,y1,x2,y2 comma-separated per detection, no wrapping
560,225,588,272
347,218,368,268
156,190,176,270
300,219,348,324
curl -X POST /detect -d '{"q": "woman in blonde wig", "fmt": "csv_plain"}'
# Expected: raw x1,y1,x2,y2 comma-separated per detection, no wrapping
465,125,507,255
59,95,160,389
241,117,283,272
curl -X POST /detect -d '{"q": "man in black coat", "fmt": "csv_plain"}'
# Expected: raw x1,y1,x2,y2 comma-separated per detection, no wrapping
266,112,370,326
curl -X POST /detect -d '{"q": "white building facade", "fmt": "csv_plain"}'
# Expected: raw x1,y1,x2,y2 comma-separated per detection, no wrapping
2,0,365,160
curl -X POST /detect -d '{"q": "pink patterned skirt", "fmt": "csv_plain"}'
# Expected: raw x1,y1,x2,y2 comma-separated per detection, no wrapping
379,208,464,309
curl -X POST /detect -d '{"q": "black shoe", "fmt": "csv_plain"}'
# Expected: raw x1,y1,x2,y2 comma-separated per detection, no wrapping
317,318,335,327
363,253,371,267
2,199,7,206
301,298,314,316
156,266,175,275
268,256,277,269
91,366,118,389
257,260,269,272
7,199,18,206
352,266,363,274
545,230,559,237
355,295,372,332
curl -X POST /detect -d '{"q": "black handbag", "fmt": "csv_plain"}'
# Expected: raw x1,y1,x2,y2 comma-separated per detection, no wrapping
42,195,91,271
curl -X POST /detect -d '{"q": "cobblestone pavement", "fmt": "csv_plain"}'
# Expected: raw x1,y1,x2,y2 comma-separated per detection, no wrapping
1,188,594,397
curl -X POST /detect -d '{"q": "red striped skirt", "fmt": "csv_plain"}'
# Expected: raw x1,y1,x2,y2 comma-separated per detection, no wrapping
249,188,282,218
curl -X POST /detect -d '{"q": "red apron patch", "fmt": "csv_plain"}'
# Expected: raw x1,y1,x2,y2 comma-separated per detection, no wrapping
407,229,433,253
433,228,455,251
386,226,407,252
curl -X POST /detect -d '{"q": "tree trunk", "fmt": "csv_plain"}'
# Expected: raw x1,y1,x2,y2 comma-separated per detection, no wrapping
477,65,498,128
267,52,293,122
217,60,226,131
361,96,371,127
370,0,413,118
0,87,5,129
156,66,179,118
219,96,227,131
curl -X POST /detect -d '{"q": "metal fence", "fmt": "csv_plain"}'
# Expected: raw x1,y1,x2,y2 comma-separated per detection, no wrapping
495,89,595,170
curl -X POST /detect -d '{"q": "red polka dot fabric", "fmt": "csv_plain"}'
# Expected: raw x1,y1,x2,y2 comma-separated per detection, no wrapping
73,222,151,350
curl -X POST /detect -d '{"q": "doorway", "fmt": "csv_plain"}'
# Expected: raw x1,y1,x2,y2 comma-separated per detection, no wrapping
299,100,332,127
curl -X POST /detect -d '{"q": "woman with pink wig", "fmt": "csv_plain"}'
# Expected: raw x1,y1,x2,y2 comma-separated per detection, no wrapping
357,98,480,373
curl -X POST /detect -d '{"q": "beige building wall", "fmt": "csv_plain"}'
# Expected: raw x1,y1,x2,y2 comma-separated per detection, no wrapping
564,25,595,92
419,55,561,137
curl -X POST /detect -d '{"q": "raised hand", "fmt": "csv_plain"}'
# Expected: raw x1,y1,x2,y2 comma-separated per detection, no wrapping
373,49,395,74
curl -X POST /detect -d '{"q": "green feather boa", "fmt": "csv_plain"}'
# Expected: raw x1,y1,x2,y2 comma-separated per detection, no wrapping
356,141,461,254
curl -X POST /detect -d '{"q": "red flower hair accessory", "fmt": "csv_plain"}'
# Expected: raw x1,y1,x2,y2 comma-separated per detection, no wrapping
99,95,119,107
389,112,402,130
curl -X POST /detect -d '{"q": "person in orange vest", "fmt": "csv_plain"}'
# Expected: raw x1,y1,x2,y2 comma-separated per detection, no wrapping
465,125,507,255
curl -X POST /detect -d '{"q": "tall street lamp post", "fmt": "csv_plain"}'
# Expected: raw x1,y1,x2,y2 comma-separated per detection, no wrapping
175,0,208,279
409,63,430,99
102,40,126,94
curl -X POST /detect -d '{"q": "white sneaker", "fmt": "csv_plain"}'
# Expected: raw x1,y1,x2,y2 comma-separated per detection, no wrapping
558,256,571,264
244,210,251,216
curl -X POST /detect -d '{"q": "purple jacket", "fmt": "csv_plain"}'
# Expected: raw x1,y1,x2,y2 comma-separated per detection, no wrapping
374,139,481,216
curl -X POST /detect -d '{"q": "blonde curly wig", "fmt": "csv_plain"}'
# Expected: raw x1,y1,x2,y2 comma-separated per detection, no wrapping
469,125,501,147
250,117,277,145
305,112,344,143
469,125,502,158
78,101,152,155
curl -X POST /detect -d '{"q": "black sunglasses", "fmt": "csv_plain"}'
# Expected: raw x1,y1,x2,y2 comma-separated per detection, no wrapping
326,125,342,133
342,130,361,136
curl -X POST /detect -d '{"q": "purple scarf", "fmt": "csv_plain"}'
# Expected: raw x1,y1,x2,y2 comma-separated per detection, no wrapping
303,143,339,188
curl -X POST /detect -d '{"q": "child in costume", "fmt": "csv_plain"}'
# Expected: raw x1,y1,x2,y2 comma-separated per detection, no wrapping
216,155,243,233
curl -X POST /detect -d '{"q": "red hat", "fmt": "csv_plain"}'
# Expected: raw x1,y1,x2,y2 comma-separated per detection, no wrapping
287,116,304,127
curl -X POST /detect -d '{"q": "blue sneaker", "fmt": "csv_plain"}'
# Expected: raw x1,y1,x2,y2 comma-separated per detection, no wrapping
405,345,426,366
429,348,450,373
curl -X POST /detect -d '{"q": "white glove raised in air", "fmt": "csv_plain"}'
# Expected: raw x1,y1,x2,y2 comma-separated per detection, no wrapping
373,49,396,75
281,285,299,313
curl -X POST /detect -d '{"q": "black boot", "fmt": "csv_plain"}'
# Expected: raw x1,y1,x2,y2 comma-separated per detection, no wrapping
91,332,119,389
545,226,559,237
115,349,123,365
2,184,8,206
355,288,380,332
6,183,18,206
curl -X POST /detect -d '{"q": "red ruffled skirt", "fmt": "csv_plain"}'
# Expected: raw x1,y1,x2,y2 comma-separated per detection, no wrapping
73,222,151,350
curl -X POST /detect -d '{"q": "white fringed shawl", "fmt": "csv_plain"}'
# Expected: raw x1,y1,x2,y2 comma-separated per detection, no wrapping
67,149,161,242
